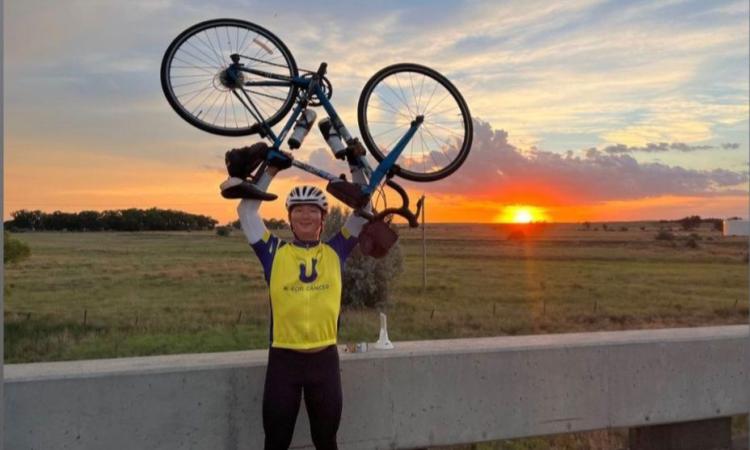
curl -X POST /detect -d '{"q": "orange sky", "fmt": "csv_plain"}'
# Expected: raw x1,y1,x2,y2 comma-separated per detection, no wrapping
4,1,749,225
5,150,747,224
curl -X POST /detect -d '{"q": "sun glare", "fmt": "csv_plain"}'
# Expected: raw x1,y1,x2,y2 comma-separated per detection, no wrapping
514,209,534,223
495,205,549,223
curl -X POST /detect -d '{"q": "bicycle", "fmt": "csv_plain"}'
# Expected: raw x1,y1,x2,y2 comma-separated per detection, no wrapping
160,18,472,231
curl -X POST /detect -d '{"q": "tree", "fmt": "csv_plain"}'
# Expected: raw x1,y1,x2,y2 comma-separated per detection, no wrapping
678,215,702,231
6,210,44,230
4,208,218,231
323,206,403,308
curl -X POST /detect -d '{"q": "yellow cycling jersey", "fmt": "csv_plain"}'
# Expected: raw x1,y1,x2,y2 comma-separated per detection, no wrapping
251,228,358,350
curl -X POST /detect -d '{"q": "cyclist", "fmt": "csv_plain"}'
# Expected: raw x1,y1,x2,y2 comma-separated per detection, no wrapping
221,144,369,450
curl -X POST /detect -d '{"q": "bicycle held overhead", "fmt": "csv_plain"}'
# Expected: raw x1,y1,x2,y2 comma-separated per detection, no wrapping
160,18,473,248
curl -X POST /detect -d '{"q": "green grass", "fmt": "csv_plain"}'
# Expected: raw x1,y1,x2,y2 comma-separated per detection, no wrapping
4,224,747,363
3,224,748,449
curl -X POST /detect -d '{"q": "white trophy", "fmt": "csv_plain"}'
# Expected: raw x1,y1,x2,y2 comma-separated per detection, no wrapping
373,312,394,350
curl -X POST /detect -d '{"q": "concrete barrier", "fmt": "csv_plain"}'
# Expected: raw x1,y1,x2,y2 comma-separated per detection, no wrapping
5,325,749,449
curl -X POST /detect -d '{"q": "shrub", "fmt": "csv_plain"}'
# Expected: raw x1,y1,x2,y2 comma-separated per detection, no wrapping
342,242,403,308
685,238,699,249
619,226,628,232
678,215,701,231
323,206,404,308
264,218,288,230
215,226,232,237
4,231,31,263
322,206,348,241
655,229,675,241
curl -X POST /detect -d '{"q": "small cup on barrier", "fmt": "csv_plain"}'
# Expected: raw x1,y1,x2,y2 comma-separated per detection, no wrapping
344,342,368,353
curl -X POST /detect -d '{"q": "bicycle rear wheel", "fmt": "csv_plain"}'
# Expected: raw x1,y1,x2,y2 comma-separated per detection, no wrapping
161,18,299,136
358,63,472,182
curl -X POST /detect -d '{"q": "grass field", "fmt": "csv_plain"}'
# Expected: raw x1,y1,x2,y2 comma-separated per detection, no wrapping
4,223,748,449
4,222,748,362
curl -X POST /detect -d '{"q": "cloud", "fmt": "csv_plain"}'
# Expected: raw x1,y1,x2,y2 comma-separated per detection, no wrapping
601,141,740,154
412,119,748,206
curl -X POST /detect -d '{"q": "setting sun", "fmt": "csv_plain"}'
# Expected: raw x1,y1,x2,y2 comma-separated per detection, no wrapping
514,209,534,223
495,205,550,223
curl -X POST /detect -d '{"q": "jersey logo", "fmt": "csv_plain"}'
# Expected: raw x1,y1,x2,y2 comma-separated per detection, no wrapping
299,258,319,283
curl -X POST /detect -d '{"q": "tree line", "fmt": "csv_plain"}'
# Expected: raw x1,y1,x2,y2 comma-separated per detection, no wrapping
4,208,218,231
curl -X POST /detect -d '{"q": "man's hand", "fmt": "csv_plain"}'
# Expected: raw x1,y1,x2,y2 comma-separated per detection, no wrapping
267,150,294,173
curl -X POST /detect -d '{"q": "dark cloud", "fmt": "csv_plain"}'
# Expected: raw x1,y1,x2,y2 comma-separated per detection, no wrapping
602,141,740,154
200,120,748,207
411,119,748,205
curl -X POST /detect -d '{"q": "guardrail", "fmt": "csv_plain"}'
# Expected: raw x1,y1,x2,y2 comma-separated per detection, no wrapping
5,325,748,449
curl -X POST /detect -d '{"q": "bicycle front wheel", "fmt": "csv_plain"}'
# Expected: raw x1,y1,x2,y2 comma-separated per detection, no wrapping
161,18,299,136
358,63,472,182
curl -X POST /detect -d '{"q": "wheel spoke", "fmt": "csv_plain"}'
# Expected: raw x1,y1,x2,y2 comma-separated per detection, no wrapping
373,93,412,121
183,41,222,70
420,80,440,116
371,125,404,139
393,73,416,118
171,56,216,75
199,31,225,67
172,78,212,89
175,82,215,100
423,92,452,118
426,121,464,138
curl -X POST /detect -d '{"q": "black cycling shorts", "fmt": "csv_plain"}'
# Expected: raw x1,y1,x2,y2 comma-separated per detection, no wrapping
263,345,342,450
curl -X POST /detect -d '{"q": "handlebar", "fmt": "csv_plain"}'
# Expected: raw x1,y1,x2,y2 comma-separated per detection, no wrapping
357,179,422,228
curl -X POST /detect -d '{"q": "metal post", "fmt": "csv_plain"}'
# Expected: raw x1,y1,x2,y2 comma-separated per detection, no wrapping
1,1,6,443
421,194,426,292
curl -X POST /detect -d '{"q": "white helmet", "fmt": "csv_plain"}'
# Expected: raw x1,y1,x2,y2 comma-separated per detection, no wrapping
285,185,329,213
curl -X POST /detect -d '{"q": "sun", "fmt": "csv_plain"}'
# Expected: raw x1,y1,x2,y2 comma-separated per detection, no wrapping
495,205,550,223
513,209,534,223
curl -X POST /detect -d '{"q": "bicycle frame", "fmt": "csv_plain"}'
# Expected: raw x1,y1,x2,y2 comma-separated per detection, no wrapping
233,63,423,197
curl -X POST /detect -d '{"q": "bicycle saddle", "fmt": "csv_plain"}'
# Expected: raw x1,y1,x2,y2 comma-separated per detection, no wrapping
220,177,278,201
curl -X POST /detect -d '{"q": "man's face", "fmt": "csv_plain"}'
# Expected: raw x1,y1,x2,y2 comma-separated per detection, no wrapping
290,204,323,239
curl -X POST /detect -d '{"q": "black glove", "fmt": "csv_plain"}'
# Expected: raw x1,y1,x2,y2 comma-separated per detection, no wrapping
267,150,293,171
225,142,269,179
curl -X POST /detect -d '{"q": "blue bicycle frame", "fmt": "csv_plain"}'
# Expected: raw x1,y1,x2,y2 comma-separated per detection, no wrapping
233,63,423,197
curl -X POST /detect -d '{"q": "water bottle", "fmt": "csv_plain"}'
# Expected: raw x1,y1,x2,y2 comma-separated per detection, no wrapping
318,117,347,159
288,109,317,149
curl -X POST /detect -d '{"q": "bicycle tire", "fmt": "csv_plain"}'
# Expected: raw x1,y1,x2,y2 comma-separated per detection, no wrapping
161,18,299,137
357,63,472,182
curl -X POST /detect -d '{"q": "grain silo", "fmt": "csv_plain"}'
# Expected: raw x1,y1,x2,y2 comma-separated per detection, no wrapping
723,219,750,236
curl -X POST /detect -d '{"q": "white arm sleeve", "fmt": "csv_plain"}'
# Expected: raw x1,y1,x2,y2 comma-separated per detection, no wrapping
237,172,274,244
343,166,371,237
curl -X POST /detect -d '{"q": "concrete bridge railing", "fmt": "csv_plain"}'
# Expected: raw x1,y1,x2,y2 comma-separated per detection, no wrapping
5,325,749,449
